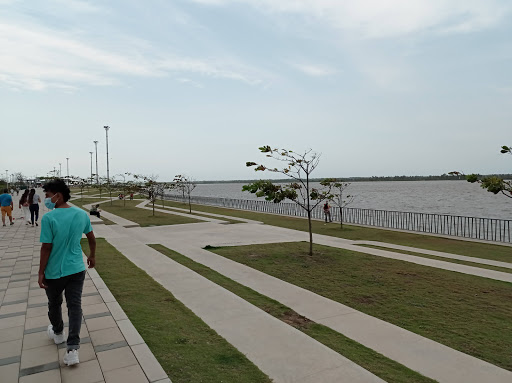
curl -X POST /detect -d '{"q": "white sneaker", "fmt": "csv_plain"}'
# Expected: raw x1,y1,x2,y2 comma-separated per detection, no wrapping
63,349,79,366
47,325,66,345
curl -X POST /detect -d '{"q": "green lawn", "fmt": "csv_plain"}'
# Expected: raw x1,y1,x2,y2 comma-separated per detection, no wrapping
209,241,512,371
358,244,512,274
158,203,245,224
81,239,272,383
150,244,436,383
163,200,512,263
73,198,201,227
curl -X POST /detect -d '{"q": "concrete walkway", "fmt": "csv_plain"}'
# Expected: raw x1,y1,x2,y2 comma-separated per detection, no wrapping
353,240,512,269
0,200,169,383
94,224,384,383
105,218,511,383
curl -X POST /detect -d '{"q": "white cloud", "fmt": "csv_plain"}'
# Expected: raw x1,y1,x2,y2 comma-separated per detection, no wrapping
188,0,510,38
292,63,337,77
0,21,263,91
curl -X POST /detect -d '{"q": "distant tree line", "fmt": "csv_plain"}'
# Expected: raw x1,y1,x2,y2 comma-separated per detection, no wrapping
196,173,512,184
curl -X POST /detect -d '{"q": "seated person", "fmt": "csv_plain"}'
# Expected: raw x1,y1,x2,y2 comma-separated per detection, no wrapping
89,204,101,218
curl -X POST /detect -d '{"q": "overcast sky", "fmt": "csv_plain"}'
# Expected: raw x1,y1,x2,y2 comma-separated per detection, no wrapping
1,0,511,181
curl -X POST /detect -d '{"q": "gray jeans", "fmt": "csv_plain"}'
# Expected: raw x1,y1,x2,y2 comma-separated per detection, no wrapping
45,270,85,351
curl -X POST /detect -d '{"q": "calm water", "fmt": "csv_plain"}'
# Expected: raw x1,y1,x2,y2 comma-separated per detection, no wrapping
178,181,512,220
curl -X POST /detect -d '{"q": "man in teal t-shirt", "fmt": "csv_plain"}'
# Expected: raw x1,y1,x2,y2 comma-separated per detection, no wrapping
39,179,96,367
0,188,14,226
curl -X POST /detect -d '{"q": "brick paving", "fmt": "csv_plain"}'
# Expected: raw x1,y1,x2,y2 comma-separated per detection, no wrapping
0,201,170,383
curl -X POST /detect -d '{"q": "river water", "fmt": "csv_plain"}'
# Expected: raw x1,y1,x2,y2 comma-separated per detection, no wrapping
179,180,512,220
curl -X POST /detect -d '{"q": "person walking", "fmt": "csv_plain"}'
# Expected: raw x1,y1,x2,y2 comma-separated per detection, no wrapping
28,188,41,226
323,201,332,223
19,189,31,225
89,204,101,218
38,179,96,366
0,188,14,226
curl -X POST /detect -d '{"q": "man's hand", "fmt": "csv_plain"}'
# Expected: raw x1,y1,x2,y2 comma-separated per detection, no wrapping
87,256,96,269
38,273,48,289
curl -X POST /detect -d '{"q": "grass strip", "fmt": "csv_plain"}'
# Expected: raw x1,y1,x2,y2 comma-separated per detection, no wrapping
73,198,201,227
149,244,436,383
209,241,512,371
81,238,272,383
358,244,512,274
162,200,512,264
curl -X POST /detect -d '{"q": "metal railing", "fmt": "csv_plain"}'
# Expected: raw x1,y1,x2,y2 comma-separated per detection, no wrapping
164,194,512,243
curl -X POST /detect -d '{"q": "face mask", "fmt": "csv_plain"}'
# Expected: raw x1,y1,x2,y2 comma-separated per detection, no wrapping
44,195,58,210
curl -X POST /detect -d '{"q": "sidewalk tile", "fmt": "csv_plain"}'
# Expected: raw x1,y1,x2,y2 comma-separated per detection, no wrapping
89,327,124,347
85,316,117,332
19,368,61,383
105,301,127,321
0,362,19,382
61,359,104,383
0,339,22,359
82,303,108,317
0,325,24,342
20,344,58,369
104,363,149,383
97,346,138,372
23,331,55,350
117,320,144,346
132,343,168,382
0,315,26,330
0,302,27,315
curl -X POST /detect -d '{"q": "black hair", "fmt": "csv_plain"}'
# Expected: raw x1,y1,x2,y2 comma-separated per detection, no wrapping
3,188,7,193
43,178,71,202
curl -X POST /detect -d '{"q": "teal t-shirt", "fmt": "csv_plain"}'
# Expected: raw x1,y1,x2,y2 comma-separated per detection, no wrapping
0,193,12,207
40,206,93,279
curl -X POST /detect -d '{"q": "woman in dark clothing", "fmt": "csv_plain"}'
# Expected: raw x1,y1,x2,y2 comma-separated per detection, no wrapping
28,188,41,226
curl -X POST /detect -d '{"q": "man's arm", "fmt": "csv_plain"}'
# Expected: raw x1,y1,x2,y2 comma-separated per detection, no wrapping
38,243,52,289
86,231,96,268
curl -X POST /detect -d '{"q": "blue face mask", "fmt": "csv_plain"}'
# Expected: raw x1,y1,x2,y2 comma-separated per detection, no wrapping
44,195,57,210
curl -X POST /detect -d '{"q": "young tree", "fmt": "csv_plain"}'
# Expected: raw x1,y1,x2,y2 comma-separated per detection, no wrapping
451,145,512,200
173,174,196,213
243,146,331,256
320,179,355,228
133,174,168,216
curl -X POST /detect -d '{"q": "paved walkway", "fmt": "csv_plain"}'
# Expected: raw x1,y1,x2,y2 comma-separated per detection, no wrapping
353,240,512,269
0,199,169,383
97,215,512,383
94,224,384,383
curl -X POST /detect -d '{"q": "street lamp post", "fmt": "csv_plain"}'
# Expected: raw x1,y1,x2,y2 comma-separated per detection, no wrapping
94,141,99,184
59,163,62,178
104,126,111,204
66,157,69,184
89,152,93,184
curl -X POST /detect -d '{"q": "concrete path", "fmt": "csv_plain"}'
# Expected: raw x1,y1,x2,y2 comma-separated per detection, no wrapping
134,200,227,224
106,220,511,383
313,235,512,283
0,200,169,383
157,204,263,224
94,224,384,383
353,240,512,269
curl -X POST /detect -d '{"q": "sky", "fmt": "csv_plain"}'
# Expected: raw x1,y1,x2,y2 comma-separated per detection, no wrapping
1,0,511,181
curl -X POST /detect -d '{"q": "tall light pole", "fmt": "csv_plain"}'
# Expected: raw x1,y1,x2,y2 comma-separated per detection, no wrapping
104,126,111,203
93,140,99,184
66,157,69,184
59,163,62,178
89,152,93,183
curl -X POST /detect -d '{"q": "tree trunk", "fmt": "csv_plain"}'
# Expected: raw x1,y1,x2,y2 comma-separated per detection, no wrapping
340,206,343,229
307,210,313,256
152,200,155,216
188,194,192,213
